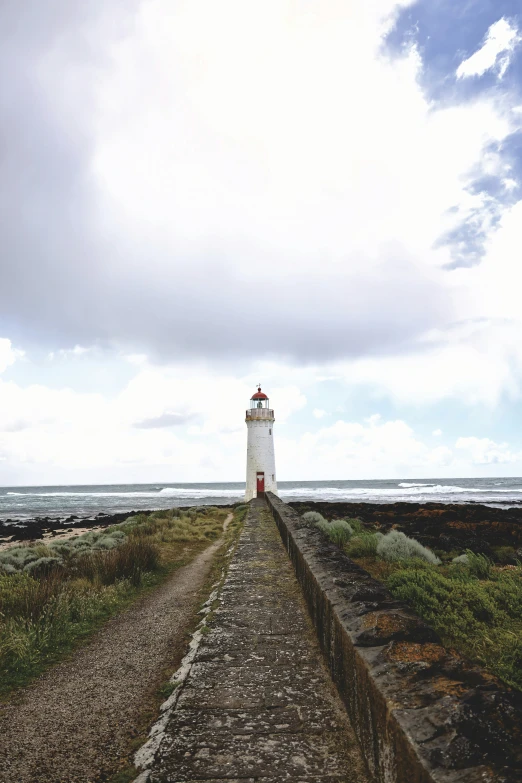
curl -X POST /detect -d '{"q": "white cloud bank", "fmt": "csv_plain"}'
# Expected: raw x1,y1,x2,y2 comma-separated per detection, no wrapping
3,345,522,483
0,352,307,483
456,437,522,465
457,18,521,80
0,339,23,374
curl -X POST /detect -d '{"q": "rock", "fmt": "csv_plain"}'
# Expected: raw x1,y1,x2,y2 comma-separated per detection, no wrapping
289,500,522,560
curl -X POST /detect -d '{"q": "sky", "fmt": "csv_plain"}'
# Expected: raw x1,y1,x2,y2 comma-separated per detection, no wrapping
1,0,522,485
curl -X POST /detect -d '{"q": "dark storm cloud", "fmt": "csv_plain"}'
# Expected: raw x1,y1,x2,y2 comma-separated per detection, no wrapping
0,2,449,364
0,1,139,345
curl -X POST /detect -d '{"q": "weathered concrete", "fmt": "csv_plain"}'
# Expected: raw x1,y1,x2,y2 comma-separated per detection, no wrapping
266,492,522,783
137,499,369,782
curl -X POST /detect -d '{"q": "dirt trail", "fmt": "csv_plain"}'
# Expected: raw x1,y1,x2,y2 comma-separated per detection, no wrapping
0,514,233,783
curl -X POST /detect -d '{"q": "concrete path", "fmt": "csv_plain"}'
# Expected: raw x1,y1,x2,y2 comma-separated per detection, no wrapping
140,499,369,782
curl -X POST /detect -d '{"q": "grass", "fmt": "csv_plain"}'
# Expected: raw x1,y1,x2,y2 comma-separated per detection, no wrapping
0,505,229,698
305,511,522,691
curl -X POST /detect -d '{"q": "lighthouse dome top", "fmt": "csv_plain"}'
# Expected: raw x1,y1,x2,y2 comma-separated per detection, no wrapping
251,387,268,400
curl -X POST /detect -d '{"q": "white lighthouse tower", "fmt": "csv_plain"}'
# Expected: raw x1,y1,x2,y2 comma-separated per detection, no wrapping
245,386,277,501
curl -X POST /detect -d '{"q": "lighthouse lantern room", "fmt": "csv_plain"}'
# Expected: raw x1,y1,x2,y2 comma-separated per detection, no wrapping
245,386,278,501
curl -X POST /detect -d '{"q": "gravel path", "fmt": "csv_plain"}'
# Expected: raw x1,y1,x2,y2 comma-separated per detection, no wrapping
0,518,232,783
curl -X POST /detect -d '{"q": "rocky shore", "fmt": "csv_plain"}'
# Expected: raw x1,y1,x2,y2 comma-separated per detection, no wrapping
5,500,522,560
0,509,147,546
289,500,522,561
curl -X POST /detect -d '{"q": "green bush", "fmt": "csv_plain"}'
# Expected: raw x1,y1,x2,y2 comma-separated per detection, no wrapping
24,557,63,578
324,520,353,547
345,517,365,534
346,532,381,558
466,550,493,580
377,530,440,564
301,513,353,547
301,511,327,527
384,563,522,690
0,547,40,570
452,551,493,578
493,546,517,564
452,553,469,565
344,525,522,690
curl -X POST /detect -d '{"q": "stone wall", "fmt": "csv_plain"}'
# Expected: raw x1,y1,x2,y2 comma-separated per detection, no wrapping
265,492,522,783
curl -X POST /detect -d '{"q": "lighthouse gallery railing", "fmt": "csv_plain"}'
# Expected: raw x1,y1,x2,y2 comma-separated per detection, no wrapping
245,409,274,420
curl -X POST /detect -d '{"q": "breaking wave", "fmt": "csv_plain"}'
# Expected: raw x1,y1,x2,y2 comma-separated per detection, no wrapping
3,479,522,521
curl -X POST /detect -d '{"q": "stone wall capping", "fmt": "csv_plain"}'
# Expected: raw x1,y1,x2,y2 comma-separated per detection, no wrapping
265,491,522,783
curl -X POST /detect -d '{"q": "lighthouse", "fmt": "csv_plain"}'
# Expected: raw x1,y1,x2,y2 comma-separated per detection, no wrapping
245,386,277,501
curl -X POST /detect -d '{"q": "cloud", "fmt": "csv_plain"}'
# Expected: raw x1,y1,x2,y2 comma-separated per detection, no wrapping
456,18,521,80
0,339,24,373
277,415,457,480
455,436,520,464
335,317,522,407
133,412,196,429
4,338,522,483
0,354,307,482
432,429,442,437
49,345,96,361
3,2,522,488
0,1,519,364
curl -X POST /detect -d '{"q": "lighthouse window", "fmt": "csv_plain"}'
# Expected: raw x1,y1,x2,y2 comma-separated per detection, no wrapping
269,428,271,435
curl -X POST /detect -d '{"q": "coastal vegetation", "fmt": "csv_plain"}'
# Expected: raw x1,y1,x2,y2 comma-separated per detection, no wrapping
0,505,231,697
304,512,522,691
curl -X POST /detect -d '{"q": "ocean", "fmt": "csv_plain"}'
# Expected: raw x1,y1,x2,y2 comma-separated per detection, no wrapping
1,478,522,521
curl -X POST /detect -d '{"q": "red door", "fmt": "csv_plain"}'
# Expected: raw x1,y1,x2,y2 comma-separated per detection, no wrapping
256,472,265,495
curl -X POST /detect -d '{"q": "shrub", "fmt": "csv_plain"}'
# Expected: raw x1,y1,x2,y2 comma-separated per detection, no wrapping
47,541,74,556
345,517,364,534
24,557,63,578
452,553,469,565
0,547,40,571
464,550,492,579
92,536,120,550
301,511,327,527
0,571,65,622
451,551,492,579
494,546,517,565
325,520,353,547
377,530,440,564
387,567,450,619
311,518,327,535
73,539,160,587
347,532,381,558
